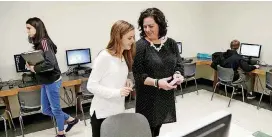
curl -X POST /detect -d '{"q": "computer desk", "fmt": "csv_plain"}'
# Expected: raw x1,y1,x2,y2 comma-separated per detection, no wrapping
0,58,270,121
191,57,270,92
0,74,89,123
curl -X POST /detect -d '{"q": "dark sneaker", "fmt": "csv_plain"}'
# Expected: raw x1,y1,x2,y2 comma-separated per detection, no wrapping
65,118,79,132
247,93,256,99
233,89,242,95
56,135,66,137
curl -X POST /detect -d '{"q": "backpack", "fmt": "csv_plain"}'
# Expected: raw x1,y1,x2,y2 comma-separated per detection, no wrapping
210,52,225,70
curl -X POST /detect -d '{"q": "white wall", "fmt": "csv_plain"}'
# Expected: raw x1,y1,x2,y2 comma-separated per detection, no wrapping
0,1,204,81
1,1,272,81
202,1,272,65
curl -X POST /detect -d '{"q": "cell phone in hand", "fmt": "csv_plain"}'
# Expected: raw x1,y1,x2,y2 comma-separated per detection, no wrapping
168,78,179,86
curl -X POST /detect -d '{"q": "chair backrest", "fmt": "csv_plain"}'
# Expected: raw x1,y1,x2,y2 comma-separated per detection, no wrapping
266,71,272,90
18,89,41,112
184,62,197,77
81,80,93,96
101,113,152,137
217,65,234,83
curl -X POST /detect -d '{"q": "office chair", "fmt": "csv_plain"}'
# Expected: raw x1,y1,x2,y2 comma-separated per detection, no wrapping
183,62,199,95
211,65,245,107
257,71,272,109
0,105,16,137
75,80,93,126
17,89,57,137
100,113,152,137
175,62,198,101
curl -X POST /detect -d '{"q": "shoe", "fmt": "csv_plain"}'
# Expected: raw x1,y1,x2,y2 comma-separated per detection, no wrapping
65,118,79,132
233,89,242,95
233,91,242,95
56,135,66,137
247,93,256,99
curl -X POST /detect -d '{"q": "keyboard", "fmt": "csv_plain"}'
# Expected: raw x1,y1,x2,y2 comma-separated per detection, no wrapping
82,73,90,78
18,82,37,88
182,59,193,63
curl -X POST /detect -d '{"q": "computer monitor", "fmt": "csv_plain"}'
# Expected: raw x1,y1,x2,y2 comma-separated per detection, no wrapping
66,48,91,68
14,54,30,72
177,42,182,54
240,43,261,58
177,111,231,137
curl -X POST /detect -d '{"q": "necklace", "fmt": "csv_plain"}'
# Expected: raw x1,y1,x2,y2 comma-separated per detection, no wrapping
146,36,168,52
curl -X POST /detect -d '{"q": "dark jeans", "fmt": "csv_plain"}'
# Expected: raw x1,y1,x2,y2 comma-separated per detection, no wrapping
91,111,105,137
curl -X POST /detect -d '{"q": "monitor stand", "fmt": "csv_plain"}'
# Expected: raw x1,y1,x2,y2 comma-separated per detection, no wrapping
244,57,258,65
74,65,90,71
73,65,92,75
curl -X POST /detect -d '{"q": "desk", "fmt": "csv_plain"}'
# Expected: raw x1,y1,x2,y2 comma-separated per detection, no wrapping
192,57,269,75
190,58,270,93
0,74,89,120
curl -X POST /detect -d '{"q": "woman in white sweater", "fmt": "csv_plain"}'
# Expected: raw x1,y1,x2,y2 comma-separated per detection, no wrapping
87,20,136,137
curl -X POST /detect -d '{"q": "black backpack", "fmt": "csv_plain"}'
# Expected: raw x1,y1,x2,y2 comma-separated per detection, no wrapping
210,52,225,70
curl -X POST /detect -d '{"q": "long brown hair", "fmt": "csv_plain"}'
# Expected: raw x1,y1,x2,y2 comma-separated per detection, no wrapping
106,20,136,71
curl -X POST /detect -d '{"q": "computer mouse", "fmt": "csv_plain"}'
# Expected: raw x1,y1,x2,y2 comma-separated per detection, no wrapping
9,84,14,89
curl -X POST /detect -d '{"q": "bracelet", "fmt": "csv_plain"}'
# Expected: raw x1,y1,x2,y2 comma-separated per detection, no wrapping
154,79,157,87
156,79,160,88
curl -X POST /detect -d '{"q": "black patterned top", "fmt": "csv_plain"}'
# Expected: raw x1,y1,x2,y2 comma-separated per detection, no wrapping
132,37,184,127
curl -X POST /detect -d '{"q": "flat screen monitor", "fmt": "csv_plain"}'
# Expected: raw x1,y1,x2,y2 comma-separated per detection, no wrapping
177,42,182,54
66,48,91,66
181,111,231,137
14,54,30,72
240,43,261,58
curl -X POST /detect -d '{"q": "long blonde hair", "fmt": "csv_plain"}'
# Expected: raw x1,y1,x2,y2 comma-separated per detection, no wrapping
106,20,136,71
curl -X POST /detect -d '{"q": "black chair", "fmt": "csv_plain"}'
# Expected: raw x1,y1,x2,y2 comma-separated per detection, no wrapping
101,113,152,137
75,80,93,126
183,62,199,95
211,65,245,107
257,71,272,109
17,89,57,137
0,105,16,137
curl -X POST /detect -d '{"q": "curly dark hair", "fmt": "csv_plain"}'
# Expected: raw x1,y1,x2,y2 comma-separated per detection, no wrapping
138,8,168,39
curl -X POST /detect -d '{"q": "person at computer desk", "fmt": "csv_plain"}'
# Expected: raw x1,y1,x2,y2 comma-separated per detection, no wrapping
221,39,259,99
133,8,185,137
86,20,135,137
25,17,78,137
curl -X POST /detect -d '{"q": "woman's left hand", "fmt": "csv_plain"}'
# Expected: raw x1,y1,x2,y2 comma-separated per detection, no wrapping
172,73,184,85
26,62,36,73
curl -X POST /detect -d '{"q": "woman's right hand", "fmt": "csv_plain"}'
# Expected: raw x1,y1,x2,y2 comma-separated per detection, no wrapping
120,87,133,97
158,77,177,90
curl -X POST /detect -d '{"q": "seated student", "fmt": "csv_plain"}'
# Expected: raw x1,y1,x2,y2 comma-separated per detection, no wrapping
221,39,259,99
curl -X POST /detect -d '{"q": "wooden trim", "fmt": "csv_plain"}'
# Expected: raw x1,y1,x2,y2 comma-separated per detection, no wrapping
0,78,88,97
196,60,265,75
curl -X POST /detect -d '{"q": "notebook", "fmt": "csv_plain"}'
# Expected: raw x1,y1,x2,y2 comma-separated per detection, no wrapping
21,50,44,66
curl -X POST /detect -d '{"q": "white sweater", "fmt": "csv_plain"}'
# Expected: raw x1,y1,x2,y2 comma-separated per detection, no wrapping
87,50,128,119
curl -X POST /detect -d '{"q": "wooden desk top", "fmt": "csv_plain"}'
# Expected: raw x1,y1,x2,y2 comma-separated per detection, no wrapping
1,59,270,97
0,75,88,97
192,57,269,75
